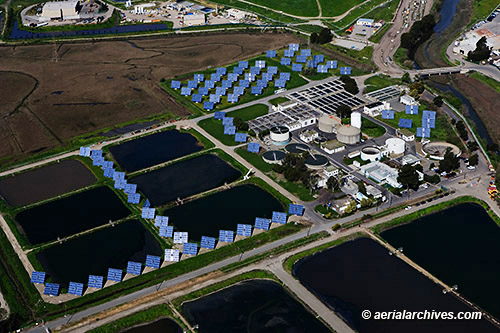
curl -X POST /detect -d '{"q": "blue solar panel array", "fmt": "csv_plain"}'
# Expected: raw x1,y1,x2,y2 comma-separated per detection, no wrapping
214,111,225,120
250,67,260,75
237,224,252,237
239,61,249,69
205,80,215,89
107,268,122,282
281,57,291,65
317,65,328,73
145,255,161,269
174,232,189,244
422,117,435,128
171,80,181,89
251,86,263,95
233,67,244,75
272,211,287,224
103,168,115,178
422,110,436,120
292,63,302,72
239,79,250,88
280,72,291,81
164,249,180,262
301,49,311,56
159,225,174,238
255,217,271,231
417,127,431,138
399,118,412,128
284,49,294,57
275,79,286,88
154,215,169,227
181,87,191,96
255,60,266,68
326,60,338,69
201,236,216,249
209,94,220,103
267,50,277,57
216,86,227,95
194,73,204,82
224,125,236,135
248,142,260,153
289,43,299,51
91,149,103,158
405,105,419,114
113,171,125,181
219,230,234,243
192,94,202,103
340,67,352,75
79,147,91,157
92,157,104,166
31,271,46,284
381,109,395,119
227,94,238,103
127,261,142,275
124,183,137,194
142,207,155,219
187,80,198,89
128,193,140,204
289,204,304,216
235,133,247,143
68,282,84,296
114,179,126,190
199,87,209,95
44,283,60,296
313,54,324,63
296,55,307,63
222,117,234,126
204,101,215,111
183,242,198,255
88,275,104,289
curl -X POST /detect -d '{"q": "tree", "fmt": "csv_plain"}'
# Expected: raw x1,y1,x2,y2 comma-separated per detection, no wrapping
360,198,373,208
337,104,352,119
400,14,436,59
402,72,411,83
310,32,319,44
468,36,491,62
339,75,359,94
469,154,479,166
397,164,420,191
433,96,443,107
424,173,440,184
439,148,460,173
344,200,357,214
429,162,435,170
410,82,424,94
467,141,478,152
326,176,340,192
357,181,367,195
318,28,333,44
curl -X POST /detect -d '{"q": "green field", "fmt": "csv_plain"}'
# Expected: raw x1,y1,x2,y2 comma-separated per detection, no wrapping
320,0,365,17
198,104,268,146
361,117,386,137
244,0,319,17
369,22,391,43
470,0,498,24
469,71,500,94
364,74,401,93
207,0,306,23
235,147,274,172
269,96,290,106
323,44,374,66
333,0,389,29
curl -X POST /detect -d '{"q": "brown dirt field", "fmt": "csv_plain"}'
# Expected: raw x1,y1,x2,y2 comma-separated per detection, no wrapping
0,32,299,167
0,71,37,117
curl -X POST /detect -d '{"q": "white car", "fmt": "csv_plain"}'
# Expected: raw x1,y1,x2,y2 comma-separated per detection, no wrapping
467,165,476,170
405,206,412,210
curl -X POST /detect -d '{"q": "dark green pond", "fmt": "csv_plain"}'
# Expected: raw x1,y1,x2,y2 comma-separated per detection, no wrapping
182,279,331,333
122,318,183,333
163,184,284,242
132,154,241,207
36,219,162,286
381,202,500,322
16,186,130,245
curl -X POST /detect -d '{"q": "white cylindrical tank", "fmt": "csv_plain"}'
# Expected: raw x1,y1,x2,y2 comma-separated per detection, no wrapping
385,138,405,155
318,115,340,133
269,126,290,144
351,111,362,129
336,125,361,144
361,146,381,162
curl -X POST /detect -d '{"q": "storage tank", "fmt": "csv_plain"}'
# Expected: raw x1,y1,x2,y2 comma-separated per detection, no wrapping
361,146,381,162
269,126,290,145
351,111,362,129
262,150,286,164
336,125,361,144
318,115,341,133
385,138,405,155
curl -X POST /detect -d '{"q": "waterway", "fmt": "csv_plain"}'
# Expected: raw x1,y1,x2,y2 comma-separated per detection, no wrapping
293,237,499,332
132,154,241,207
163,184,284,242
122,318,183,333
36,219,162,286
381,202,500,321
182,279,331,332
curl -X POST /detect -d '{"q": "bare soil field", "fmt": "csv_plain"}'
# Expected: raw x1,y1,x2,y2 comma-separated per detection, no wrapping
0,72,37,118
0,159,96,207
0,32,299,167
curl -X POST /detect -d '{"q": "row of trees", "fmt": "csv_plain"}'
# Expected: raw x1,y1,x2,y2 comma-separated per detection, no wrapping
310,28,333,44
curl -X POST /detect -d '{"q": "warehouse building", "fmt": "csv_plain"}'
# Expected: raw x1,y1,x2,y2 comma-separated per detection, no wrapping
360,161,401,188
41,0,81,20
184,13,205,26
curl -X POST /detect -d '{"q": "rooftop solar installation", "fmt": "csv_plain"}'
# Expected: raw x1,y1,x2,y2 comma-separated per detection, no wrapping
79,147,91,157
251,86,263,95
159,225,173,238
254,217,271,231
233,67,244,75
183,242,198,255
301,49,312,56
281,57,292,65
255,60,266,68
289,43,299,51
239,79,250,88
171,80,181,89
187,80,198,89
194,73,204,82
313,54,324,63
266,50,277,58
280,72,291,81
292,63,302,72
247,142,260,153
44,283,60,296
154,215,169,227
417,127,431,138
127,261,142,275
289,203,304,216
326,60,338,69
205,80,215,89
219,230,234,243
165,249,180,262
124,183,137,194
224,125,236,135
145,255,161,269
88,275,104,289
284,49,295,57
216,87,227,96
107,268,122,282
296,55,307,63
381,109,395,119
68,282,84,296
272,211,287,224
31,271,46,284
204,101,215,111
192,94,202,103
250,67,260,75
174,231,188,244
128,192,141,204
216,67,227,75
200,236,216,249
237,224,252,237
239,61,249,69
405,104,419,114
143,199,151,208
398,118,413,128
235,133,247,143
142,207,155,219
181,87,192,96
227,94,239,103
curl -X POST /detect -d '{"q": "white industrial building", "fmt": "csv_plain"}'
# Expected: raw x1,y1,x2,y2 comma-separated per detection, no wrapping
272,100,298,112
184,13,206,26
396,129,415,142
401,154,420,166
360,161,402,188
321,140,345,154
356,18,375,26
41,0,80,20
366,185,382,199
300,130,319,143
226,8,255,21
400,94,417,105
363,101,390,117
351,111,362,129
317,165,340,188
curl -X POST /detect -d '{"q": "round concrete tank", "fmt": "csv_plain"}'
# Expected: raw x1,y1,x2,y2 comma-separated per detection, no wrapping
318,115,341,133
336,125,361,144
385,138,405,155
361,146,381,161
262,150,286,164
351,111,362,129
269,126,290,145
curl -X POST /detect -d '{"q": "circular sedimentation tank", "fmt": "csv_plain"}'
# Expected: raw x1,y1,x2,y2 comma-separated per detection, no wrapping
262,150,286,164
270,126,290,145
361,146,381,162
385,137,405,155
305,154,328,169
285,143,310,154
336,125,361,144
422,141,461,160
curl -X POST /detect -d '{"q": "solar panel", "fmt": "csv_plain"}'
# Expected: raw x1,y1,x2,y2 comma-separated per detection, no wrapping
306,60,314,68
313,54,324,63
154,215,169,227
103,161,113,169
422,117,436,128
245,73,256,82
124,183,137,194
194,73,204,82
214,111,226,120
284,49,294,57
422,110,436,120
251,86,263,95
292,63,302,72
183,242,198,255
289,43,299,51
281,57,292,65
398,118,413,128
209,94,220,103
405,105,419,114
301,49,312,56
235,133,247,142
289,203,304,216
233,67,244,75
31,271,46,284
79,147,91,157
159,225,173,238
44,283,60,296
219,230,234,243
381,109,395,119
211,73,221,82
326,60,338,69
228,73,239,82
216,67,227,75
222,80,232,89
250,67,260,75
143,199,151,208
239,79,250,88
114,179,126,190
275,79,286,88
417,127,431,138
222,117,234,126
296,55,307,63
205,80,215,89
191,94,202,103
128,192,141,204
88,275,104,289
280,72,291,81
237,224,252,237
234,86,245,96
228,94,239,103
173,231,188,244
317,65,328,73
141,207,155,219
92,156,105,166
187,80,198,89
216,87,227,96
90,149,102,158
164,249,180,262
257,80,268,88
181,87,191,96
107,268,122,282
239,60,249,69
224,125,236,135
200,236,216,249
103,168,115,178
204,101,215,111
255,60,266,68
113,171,125,181
255,217,271,231
266,50,277,58
248,142,260,153
145,255,161,269
198,87,209,96
171,80,181,89
272,211,287,224
126,261,142,275
68,282,84,296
